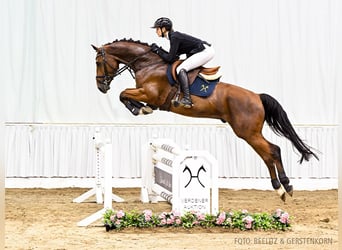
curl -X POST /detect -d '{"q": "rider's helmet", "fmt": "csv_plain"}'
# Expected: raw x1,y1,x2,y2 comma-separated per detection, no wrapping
151,17,173,31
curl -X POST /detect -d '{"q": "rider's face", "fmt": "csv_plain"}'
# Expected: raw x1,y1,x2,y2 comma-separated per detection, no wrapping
156,27,163,37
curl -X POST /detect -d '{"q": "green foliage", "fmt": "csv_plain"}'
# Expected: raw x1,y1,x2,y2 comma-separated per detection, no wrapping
103,208,291,232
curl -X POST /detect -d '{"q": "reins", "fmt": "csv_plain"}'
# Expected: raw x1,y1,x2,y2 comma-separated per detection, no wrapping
96,47,152,82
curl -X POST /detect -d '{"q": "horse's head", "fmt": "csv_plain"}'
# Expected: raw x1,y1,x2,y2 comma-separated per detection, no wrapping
91,44,119,94
92,39,164,94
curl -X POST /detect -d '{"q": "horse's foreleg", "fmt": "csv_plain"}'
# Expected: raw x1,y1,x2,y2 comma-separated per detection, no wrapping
119,88,154,116
119,97,142,116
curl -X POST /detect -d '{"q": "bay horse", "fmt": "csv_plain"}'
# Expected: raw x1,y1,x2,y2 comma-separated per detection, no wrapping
91,38,318,201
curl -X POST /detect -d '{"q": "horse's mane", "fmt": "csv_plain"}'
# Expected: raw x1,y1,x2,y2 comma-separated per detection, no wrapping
104,38,151,47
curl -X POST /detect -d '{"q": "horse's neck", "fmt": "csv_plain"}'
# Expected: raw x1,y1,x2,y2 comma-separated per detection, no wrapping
108,46,136,62
109,44,162,70
109,42,139,55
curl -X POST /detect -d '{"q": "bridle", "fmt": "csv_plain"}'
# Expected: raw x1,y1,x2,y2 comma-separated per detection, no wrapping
95,46,152,89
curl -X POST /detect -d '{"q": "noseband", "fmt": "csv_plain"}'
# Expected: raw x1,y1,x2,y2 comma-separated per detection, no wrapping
96,47,152,88
95,47,116,89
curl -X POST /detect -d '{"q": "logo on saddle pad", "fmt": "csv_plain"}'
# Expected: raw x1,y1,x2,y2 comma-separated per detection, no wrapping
166,61,221,97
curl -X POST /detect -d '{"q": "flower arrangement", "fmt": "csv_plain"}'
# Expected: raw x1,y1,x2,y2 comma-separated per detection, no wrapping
103,208,291,232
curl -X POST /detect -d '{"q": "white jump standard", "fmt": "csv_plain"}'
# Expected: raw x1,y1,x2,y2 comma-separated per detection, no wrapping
73,130,124,205
75,130,124,227
141,138,218,215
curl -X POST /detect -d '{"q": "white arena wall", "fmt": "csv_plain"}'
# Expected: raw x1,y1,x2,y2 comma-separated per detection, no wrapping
5,123,337,190
2,0,341,190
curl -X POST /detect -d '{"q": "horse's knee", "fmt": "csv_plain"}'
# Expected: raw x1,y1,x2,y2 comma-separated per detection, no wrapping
119,92,126,102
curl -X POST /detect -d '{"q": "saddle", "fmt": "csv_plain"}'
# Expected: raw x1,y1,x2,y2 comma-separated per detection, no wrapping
171,60,221,84
160,60,222,111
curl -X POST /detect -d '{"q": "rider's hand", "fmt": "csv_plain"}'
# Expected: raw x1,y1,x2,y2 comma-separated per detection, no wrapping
151,43,160,53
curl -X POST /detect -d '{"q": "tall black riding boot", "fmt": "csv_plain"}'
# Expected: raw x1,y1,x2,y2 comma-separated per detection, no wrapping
178,69,193,108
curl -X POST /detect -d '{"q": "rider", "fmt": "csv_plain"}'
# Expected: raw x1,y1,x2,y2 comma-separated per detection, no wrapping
151,17,215,108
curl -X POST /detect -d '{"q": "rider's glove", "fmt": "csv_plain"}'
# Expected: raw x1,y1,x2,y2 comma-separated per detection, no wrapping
151,43,160,53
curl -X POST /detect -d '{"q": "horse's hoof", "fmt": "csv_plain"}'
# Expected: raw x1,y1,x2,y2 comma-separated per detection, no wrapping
276,186,286,202
140,106,153,115
280,192,286,202
286,185,293,197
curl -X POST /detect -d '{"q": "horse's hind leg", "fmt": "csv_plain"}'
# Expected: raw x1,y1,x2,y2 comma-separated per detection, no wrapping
266,141,293,197
273,149,293,196
245,135,290,201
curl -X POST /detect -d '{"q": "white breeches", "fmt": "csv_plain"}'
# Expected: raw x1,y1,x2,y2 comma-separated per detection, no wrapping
176,44,215,74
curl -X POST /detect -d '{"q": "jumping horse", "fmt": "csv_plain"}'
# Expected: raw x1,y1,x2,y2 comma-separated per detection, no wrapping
91,39,318,201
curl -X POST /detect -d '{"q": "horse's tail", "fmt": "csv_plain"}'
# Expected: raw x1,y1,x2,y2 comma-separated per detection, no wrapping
259,93,319,163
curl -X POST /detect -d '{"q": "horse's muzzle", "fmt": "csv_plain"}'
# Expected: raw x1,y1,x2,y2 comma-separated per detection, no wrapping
97,83,110,94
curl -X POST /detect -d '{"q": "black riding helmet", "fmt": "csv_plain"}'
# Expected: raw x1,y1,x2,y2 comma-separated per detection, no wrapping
151,17,173,31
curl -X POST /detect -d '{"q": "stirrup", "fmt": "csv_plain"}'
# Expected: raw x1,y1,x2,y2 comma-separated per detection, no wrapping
180,98,193,108
171,91,181,107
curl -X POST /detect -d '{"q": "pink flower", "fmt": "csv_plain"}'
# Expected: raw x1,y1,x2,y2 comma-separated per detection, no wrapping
276,208,282,217
172,210,181,217
116,210,125,219
159,212,167,219
175,218,181,225
219,211,226,219
160,219,166,225
166,218,174,224
245,222,252,229
110,215,115,222
143,209,152,217
216,212,226,225
115,219,121,225
280,212,289,224
196,212,205,221
216,218,224,224
243,215,253,223
143,209,152,221
243,215,254,229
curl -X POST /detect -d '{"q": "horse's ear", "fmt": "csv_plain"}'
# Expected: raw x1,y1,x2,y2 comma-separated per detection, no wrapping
91,44,99,52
